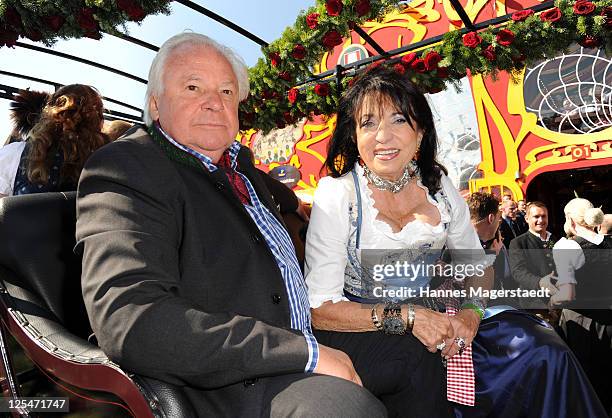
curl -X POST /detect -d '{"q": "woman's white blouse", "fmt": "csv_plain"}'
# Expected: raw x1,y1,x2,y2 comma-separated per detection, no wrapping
304,164,488,309
0,141,26,196
553,226,605,286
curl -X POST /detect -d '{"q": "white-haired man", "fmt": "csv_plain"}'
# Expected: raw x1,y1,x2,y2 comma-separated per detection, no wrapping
76,33,386,416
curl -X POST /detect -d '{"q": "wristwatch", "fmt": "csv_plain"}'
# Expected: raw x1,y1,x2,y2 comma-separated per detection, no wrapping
382,303,407,335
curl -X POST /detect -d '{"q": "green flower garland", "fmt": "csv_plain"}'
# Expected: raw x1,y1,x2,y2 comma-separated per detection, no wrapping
241,0,612,133
0,1,171,46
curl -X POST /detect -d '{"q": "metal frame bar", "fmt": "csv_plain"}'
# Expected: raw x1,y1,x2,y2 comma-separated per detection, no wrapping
14,42,148,84
296,1,555,88
175,0,269,47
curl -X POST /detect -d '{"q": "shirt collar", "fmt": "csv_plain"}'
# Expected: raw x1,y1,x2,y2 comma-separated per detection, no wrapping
154,122,241,172
574,224,605,245
529,229,551,241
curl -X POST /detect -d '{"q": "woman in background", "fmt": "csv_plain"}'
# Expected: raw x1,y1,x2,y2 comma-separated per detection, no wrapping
0,84,109,197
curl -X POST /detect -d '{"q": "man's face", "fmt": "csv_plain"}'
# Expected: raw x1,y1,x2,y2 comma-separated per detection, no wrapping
517,200,526,212
502,202,518,220
527,206,548,234
149,45,240,162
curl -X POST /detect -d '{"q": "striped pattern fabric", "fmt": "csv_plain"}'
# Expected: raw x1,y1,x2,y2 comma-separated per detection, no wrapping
155,124,318,372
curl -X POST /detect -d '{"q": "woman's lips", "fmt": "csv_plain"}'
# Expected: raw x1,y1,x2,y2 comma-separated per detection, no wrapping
374,149,399,160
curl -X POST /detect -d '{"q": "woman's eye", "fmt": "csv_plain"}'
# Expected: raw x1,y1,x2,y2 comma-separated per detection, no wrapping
393,117,407,124
360,120,374,128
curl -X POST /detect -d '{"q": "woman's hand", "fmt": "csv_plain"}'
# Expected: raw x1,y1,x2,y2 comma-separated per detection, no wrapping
442,309,480,358
411,307,453,353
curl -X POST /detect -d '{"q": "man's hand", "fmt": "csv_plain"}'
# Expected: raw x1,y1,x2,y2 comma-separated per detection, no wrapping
539,272,559,296
412,308,453,353
314,344,363,387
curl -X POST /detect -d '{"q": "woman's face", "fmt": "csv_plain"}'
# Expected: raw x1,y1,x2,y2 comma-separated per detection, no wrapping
355,96,421,181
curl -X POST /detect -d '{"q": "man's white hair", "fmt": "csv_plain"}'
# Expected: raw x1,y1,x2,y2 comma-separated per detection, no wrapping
143,32,250,125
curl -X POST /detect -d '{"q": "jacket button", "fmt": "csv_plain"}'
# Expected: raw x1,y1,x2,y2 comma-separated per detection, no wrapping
272,293,282,304
244,378,258,387
215,182,225,191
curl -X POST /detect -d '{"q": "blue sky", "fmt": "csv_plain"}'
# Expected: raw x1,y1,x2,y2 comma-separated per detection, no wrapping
0,0,315,142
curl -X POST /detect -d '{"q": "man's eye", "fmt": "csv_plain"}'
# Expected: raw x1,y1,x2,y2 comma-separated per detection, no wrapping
222,89,233,95
187,85,198,91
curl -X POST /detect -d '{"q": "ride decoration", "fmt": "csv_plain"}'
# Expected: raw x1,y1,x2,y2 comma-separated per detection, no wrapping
240,0,612,133
0,1,171,46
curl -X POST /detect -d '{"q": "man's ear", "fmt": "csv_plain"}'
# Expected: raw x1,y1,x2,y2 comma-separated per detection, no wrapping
149,96,160,121
488,213,495,225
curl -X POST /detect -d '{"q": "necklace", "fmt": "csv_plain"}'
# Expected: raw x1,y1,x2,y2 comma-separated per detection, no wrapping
362,161,417,193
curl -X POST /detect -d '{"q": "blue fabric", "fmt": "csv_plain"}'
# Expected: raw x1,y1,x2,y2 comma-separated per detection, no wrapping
13,143,71,195
454,310,607,418
155,124,318,372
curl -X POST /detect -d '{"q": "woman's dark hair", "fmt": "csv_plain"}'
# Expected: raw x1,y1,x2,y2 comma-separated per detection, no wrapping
324,65,447,193
26,84,109,185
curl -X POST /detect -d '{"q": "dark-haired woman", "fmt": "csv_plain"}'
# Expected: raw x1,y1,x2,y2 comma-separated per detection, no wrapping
0,84,109,197
304,66,606,417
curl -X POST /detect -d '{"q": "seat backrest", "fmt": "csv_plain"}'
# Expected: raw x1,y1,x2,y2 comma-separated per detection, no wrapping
0,192,90,338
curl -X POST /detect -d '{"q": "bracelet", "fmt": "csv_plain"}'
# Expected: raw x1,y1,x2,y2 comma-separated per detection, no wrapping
371,304,383,331
407,304,415,330
460,303,485,320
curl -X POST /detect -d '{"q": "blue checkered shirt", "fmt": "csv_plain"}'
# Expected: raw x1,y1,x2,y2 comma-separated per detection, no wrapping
155,124,318,372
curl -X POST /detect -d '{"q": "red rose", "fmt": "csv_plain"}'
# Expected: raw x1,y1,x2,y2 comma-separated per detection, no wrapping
326,0,343,16
462,31,482,48
393,63,406,75
348,78,356,87
321,30,343,49
411,59,426,73
512,54,526,64
0,27,18,47
268,51,281,67
85,31,102,40
436,66,449,79
496,29,514,47
400,52,417,67
116,0,145,21
540,7,562,22
511,9,534,21
355,0,371,17
573,1,596,15
602,7,612,28
292,44,306,60
25,29,43,42
424,51,442,70
428,86,444,94
261,90,274,100
482,45,497,61
43,15,65,32
77,8,98,32
4,7,22,28
283,112,295,124
314,83,330,97
279,71,292,81
306,13,319,29
288,88,299,104
579,35,602,48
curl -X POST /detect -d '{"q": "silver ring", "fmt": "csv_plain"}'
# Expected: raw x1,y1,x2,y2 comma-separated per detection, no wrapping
436,341,446,350
455,337,466,355
455,337,466,348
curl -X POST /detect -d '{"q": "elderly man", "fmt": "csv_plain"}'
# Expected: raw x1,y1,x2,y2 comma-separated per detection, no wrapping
499,200,528,248
76,33,385,417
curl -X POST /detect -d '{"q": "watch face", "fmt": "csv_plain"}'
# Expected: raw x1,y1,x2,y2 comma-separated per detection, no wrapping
383,316,406,334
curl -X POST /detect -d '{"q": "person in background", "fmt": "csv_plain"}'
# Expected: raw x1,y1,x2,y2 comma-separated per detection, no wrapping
517,199,527,216
103,119,133,141
508,201,559,308
0,84,109,197
499,199,528,248
3,89,50,145
552,197,612,413
598,213,612,236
